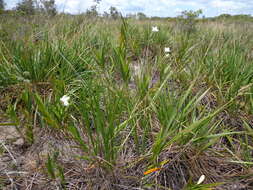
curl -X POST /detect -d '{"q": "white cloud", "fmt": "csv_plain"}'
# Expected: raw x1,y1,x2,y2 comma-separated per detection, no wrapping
55,0,94,13
210,0,247,12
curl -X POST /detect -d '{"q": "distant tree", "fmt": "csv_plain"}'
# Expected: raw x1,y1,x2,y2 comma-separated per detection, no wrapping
41,0,57,16
178,9,203,34
103,11,109,18
93,0,101,4
137,12,147,20
86,5,99,17
16,0,36,15
217,14,231,19
126,13,136,19
109,6,120,19
86,0,101,17
0,0,5,11
180,9,202,20
233,14,251,20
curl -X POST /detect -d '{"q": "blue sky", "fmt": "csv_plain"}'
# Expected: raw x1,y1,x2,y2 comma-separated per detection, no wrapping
6,0,253,17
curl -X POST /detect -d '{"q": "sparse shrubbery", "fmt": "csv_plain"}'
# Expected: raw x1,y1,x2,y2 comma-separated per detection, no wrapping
13,0,57,16
16,0,36,15
0,0,5,13
177,9,203,35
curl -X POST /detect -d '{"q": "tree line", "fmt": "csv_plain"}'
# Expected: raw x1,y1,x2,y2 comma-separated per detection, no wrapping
0,0,252,21
0,0,124,19
0,0,57,16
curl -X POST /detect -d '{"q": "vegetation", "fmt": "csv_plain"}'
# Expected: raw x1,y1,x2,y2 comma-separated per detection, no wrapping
16,0,36,15
0,0,5,12
109,6,121,19
40,0,57,16
0,2,253,189
177,9,203,34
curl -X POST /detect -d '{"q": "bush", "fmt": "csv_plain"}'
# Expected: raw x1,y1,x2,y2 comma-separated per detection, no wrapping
177,9,203,34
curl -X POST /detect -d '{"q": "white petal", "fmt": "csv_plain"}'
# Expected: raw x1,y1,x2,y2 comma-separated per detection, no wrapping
152,26,159,32
63,100,69,106
197,175,205,185
60,95,70,106
164,47,171,53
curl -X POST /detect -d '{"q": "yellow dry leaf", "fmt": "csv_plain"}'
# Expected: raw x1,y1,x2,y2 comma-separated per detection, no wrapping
144,167,161,175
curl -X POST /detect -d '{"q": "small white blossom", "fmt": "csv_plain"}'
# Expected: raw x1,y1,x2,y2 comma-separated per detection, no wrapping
197,175,205,185
165,47,171,57
164,47,171,53
60,95,70,106
152,26,159,32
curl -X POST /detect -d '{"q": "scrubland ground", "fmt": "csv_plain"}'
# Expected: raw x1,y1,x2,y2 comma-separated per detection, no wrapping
0,15,253,190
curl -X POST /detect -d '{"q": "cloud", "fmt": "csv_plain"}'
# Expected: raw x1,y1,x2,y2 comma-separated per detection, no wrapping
210,0,248,13
6,0,253,17
6,0,19,9
55,0,94,13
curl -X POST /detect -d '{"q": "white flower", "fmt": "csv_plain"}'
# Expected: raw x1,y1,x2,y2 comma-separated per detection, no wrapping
60,95,70,106
164,47,171,53
165,47,171,57
152,26,159,32
197,175,205,185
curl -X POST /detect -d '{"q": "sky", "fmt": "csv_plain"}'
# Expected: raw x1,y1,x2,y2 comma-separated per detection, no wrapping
6,0,253,17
